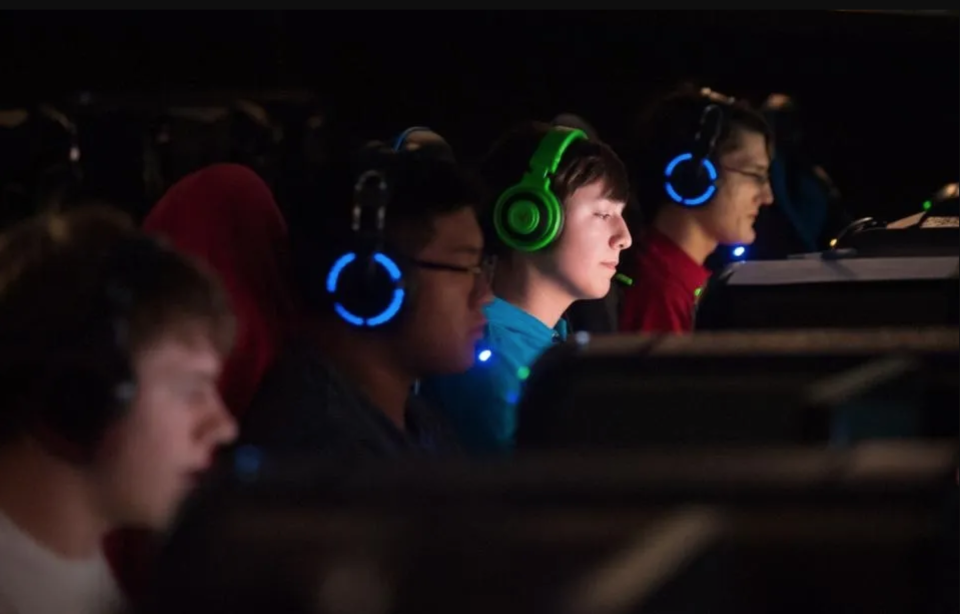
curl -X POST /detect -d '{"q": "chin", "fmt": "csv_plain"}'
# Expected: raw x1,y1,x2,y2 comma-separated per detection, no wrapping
584,279,612,300
722,231,756,246
134,507,174,532
431,350,476,375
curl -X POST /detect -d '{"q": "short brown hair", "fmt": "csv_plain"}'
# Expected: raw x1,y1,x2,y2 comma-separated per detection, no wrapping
0,206,234,442
479,121,631,256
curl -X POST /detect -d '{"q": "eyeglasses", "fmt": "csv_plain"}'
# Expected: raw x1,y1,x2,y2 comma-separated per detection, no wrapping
408,255,497,285
722,166,770,187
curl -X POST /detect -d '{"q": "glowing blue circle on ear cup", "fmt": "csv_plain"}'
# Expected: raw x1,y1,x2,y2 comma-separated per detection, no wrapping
664,152,718,207
731,245,746,259
326,252,357,294
373,252,402,281
326,251,406,327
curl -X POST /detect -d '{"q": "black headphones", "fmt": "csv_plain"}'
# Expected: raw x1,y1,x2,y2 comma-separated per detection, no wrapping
392,125,455,162
662,94,732,208
32,236,172,452
323,163,408,328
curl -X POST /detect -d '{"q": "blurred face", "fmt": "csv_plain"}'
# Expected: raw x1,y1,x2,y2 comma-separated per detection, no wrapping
698,130,774,246
539,180,632,300
92,332,237,530
396,207,493,374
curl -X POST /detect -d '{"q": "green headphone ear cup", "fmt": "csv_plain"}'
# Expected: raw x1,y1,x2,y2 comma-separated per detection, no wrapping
493,185,563,252
507,200,541,234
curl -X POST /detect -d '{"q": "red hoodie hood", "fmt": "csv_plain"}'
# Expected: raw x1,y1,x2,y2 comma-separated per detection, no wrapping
143,163,297,416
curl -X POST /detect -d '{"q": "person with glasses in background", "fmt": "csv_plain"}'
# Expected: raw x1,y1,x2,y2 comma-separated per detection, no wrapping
619,87,774,333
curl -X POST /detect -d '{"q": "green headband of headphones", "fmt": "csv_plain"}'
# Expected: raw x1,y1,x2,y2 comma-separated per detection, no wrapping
493,127,588,252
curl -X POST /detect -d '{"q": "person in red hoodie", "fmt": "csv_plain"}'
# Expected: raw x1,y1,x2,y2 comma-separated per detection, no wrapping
142,163,298,417
620,88,775,333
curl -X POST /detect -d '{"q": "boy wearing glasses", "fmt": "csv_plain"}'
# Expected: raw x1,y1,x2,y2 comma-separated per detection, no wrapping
242,149,492,458
419,122,633,455
620,88,775,333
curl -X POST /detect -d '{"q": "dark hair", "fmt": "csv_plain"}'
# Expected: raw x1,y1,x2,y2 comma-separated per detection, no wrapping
290,147,482,314
0,206,235,445
479,121,630,257
631,88,773,224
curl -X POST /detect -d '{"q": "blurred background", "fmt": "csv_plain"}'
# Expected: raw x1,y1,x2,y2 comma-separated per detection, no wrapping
1,10,957,225
0,11,957,614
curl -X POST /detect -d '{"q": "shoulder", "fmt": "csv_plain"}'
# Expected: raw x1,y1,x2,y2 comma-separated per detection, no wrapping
241,341,347,450
620,275,697,333
418,343,526,455
623,264,696,310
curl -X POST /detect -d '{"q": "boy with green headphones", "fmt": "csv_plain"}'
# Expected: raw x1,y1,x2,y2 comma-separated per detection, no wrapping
418,122,632,455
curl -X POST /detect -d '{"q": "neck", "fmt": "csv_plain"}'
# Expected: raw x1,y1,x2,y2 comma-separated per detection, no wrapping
653,206,718,265
0,441,109,560
493,256,573,329
311,319,412,430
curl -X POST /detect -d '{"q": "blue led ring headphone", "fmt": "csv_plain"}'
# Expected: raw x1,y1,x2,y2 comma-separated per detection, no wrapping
324,169,407,328
663,103,726,207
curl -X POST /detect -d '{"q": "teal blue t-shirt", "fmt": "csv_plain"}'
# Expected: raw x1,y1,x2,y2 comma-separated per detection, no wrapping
418,297,567,455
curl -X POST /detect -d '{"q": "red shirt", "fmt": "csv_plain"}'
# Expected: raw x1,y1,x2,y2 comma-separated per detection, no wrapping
619,228,711,333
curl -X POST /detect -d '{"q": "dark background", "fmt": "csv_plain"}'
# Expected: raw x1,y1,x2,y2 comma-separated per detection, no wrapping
1,10,957,222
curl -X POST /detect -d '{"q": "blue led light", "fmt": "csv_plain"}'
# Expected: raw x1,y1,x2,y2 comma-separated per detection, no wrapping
373,252,402,281
664,152,718,207
664,152,692,177
333,303,364,326
234,445,263,481
365,289,405,327
327,251,405,327
478,349,492,362
326,252,356,294
731,245,746,258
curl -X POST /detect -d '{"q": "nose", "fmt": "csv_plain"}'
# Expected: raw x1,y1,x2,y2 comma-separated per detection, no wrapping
610,216,633,250
472,272,495,306
759,181,775,207
203,394,239,447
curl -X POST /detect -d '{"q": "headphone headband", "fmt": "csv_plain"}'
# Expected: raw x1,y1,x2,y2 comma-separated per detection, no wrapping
351,169,389,236
693,103,724,160
525,127,588,186
392,126,433,152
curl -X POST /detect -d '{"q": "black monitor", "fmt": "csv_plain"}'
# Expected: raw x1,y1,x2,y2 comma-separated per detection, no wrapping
694,255,958,330
516,328,958,451
142,442,957,614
